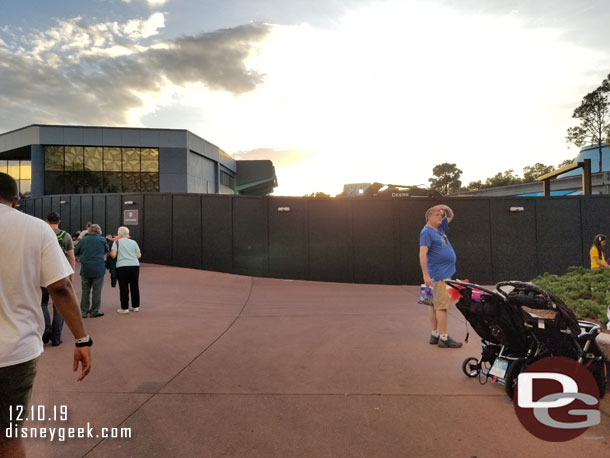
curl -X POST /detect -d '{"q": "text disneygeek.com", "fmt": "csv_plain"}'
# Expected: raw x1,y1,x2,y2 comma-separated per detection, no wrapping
5,405,132,441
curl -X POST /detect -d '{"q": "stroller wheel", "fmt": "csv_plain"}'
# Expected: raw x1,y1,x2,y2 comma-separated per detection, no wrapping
505,358,527,400
462,357,479,377
589,358,607,399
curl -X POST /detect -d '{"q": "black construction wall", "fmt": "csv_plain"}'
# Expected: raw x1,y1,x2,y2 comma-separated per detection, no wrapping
268,197,307,279
143,194,172,265
536,199,583,276
307,198,353,283
106,195,121,240
201,196,233,273
489,199,537,281
233,197,268,276
398,199,442,285
81,195,93,232
352,199,397,284
172,194,202,269
23,193,610,285
581,198,610,266
70,197,81,233
450,199,494,282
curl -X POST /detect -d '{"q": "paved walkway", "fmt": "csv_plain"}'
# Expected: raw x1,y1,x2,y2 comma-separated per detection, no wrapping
24,264,610,457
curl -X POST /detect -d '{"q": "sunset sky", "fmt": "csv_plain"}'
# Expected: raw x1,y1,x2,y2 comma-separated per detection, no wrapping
1,0,609,195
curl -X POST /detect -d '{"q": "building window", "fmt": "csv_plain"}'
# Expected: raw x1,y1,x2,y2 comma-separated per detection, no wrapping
43,146,159,195
123,148,141,172
141,172,159,192
141,148,159,172
45,146,64,171
103,147,121,172
1,159,32,198
122,172,141,192
65,146,84,171
220,170,235,189
84,147,103,171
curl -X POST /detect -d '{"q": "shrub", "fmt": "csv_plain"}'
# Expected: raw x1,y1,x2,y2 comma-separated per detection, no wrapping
531,267,610,328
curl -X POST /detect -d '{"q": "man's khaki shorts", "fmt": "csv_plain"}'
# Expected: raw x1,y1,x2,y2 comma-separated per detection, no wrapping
0,357,39,437
431,279,451,311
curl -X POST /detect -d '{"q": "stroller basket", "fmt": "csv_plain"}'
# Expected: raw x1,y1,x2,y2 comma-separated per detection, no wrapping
501,281,583,359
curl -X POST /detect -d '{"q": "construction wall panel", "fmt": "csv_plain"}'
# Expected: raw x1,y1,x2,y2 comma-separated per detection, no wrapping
233,197,268,276
172,194,202,269
143,194,172,265
202,195,233,272
307,198,353,283
268,197,307,279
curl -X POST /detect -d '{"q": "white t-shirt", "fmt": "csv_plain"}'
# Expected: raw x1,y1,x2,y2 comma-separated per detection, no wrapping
0,203,74,367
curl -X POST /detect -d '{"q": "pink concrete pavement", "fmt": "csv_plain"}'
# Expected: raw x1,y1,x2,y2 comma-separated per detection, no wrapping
21,264,610,458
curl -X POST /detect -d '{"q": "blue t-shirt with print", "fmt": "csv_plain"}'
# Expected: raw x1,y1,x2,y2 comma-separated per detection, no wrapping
419,217,456,281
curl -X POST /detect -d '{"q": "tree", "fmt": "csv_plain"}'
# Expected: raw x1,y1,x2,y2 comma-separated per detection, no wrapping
557,157,576,169
481,169,522,188
466,180,483,191
428,163,462,195
522,163,554,182
566,74,610,173
464,158,576,192
304,191,331,197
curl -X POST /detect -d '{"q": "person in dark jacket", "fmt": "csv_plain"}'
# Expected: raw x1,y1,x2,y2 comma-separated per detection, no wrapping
105,234,118,287
74,224,109,317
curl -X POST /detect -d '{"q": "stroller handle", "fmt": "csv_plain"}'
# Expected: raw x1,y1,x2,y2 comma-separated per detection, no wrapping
445,279,505,299
495,281,552,305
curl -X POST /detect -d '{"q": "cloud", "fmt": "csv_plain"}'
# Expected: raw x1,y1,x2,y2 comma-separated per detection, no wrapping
145,25,268,93
11,13,166,62
124,12,166,39
0,16,271,129
146,0,168,7
121,0,168,8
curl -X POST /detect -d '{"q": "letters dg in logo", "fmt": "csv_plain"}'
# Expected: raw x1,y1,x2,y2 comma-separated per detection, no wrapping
513,356,601,442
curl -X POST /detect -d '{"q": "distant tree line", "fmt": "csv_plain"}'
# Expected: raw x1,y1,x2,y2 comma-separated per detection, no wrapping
428,73,610,196
304,191,331,197
428,160,575,195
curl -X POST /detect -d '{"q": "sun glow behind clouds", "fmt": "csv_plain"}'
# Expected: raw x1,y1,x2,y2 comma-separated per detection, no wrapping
139,1,608,195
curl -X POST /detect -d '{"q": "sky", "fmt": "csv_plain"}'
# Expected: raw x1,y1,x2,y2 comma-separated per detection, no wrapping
1,0,610,196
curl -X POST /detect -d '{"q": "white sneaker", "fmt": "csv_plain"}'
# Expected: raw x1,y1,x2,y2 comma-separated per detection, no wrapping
117,308,129,314
131,307,139,312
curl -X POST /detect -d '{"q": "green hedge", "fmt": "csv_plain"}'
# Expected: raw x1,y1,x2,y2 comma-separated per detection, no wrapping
531,266,610,328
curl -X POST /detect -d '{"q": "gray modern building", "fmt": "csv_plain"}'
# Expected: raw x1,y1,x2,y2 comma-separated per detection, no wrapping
0,124,277,198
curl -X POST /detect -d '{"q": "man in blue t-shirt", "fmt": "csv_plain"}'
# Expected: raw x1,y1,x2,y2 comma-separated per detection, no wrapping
419,204,462,348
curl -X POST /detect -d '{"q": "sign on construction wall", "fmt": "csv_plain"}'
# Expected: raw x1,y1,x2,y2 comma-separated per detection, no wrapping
123,209,139,225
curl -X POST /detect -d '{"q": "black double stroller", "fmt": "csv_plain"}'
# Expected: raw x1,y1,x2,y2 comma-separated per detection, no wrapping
445,280,608,399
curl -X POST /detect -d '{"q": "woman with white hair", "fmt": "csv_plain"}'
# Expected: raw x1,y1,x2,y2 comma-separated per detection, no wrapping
110,226,142,314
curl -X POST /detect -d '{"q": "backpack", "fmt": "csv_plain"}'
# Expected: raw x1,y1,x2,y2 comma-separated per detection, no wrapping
56,230,68,254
